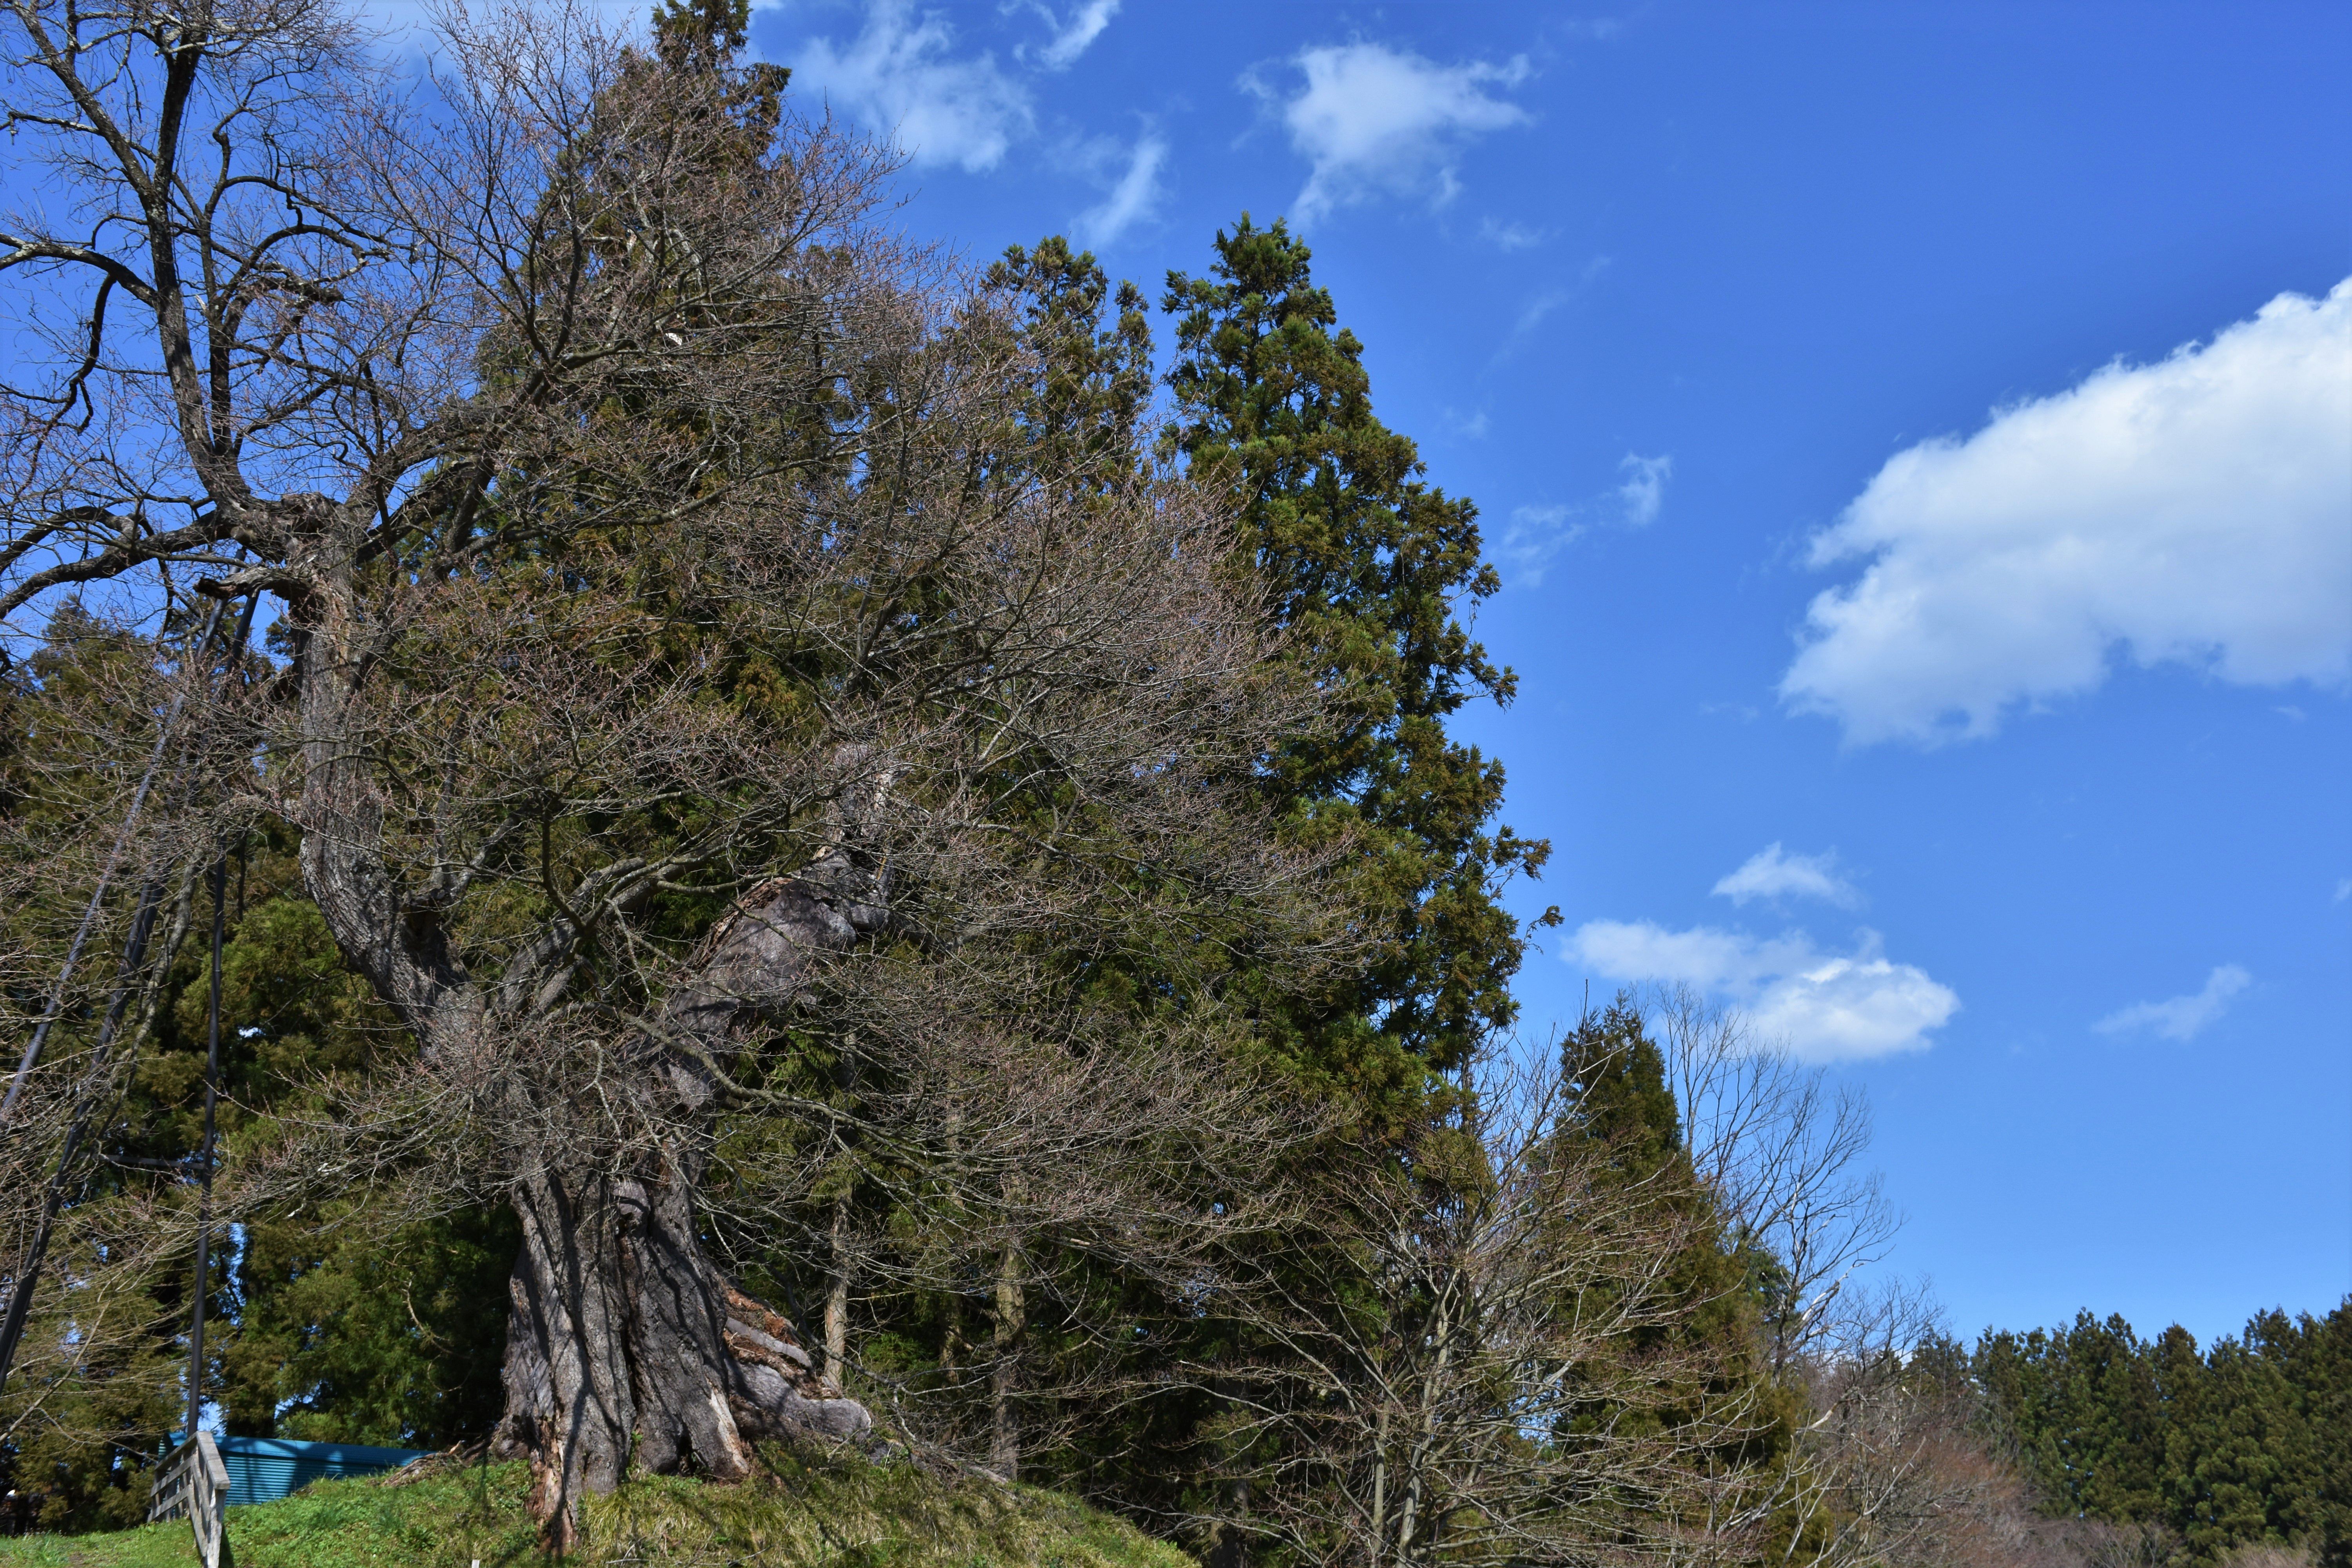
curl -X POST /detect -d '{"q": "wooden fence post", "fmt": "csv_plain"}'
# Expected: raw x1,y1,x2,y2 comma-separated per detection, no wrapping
148,1432,229,1568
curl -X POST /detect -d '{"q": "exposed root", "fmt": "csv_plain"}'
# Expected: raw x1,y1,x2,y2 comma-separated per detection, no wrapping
722,1284,874,1444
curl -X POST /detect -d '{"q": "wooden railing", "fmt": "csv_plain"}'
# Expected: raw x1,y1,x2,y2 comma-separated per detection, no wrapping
149,1432,228,1568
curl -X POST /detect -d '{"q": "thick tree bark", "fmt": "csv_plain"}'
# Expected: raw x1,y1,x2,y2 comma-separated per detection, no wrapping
486,859,883,1546
494,1158,871,1543
293,563,886,1541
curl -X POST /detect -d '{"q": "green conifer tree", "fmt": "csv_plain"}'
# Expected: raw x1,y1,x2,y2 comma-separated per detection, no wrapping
1974,1299,2352,1565
1163,215,1553,1118
1555,999,1784,1457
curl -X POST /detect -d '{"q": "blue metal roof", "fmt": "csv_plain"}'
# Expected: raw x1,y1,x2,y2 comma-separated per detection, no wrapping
211,1436,430,1506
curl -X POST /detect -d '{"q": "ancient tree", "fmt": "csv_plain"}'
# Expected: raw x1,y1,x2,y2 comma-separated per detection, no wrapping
0,0,1329,1539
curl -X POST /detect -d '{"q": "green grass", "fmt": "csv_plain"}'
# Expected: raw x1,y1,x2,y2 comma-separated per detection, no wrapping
0,1449,1199,1568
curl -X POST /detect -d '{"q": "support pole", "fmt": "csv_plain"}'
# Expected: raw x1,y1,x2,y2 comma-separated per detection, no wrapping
187,849,229,1445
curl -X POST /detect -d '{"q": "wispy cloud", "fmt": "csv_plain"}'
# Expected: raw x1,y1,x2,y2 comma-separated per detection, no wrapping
1617,453,1670,527
1480,217,1547,251
1024,0,1118,69
1712,844,1863,909
791,0,1033,172
1499,452,1671,585
1249,40,1532,223
1497,505,1581,585
1072,130,1166,247
1512,290,1568,339
2094,965,2251,1042
1570,921,1959,1063
1493,255,1609,361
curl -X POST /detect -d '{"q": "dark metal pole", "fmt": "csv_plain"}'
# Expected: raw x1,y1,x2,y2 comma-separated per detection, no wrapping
187,851,228,1444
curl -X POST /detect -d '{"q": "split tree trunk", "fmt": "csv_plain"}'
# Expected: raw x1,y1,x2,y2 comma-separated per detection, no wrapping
291,566,885,1541
494,1159,868,1540
486,863,886,1546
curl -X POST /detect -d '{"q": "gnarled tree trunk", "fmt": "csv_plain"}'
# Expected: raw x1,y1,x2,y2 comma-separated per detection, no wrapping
296,548,884,1541
485,862,886,1546
494,1162,871,1539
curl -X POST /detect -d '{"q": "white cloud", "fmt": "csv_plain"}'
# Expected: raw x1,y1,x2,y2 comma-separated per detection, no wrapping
2093,964,2250,1042
1711,843,1862,908
1512,290,1568,339
1617,453,1670,528
1497,504,1581,586
1479,217,1546,251
1499,453,1671,585
1573,920,1815,993
791,0,1033,172
1072,131,1165,247
1570,921,1959,1063
1781,278,2352,746
1025,0,1117,69
2336,877,2350,903
1253,41,1532,223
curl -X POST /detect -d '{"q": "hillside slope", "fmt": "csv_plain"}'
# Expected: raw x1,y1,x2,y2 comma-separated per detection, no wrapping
0,1449,1196,1568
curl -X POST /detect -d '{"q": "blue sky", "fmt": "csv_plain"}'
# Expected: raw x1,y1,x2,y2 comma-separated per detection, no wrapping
744,0,2352,1347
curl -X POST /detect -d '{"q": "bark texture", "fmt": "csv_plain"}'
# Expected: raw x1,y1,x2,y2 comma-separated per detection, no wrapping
491,859,883,1543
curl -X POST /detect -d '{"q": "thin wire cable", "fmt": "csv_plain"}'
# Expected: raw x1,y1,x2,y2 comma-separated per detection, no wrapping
0,595,232,1131
0,590,261,1397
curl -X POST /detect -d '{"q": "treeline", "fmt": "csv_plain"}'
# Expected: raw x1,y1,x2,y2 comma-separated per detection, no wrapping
1973,1303,2352,1563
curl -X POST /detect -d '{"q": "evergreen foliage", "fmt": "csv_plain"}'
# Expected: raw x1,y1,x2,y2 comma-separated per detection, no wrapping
0,615,517,1530
1974,1300,2352,1564
1163,215,1553,1115
1553,1002,1790,1487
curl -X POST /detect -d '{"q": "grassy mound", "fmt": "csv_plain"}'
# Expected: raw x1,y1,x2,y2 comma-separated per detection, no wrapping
0,1449,1198,1568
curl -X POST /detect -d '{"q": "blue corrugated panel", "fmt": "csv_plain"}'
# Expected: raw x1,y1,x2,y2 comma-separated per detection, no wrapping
213,1436,430,1506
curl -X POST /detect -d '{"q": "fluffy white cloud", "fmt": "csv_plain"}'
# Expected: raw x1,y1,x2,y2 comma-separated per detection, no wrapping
1254,42,1531,223
2094,965,2250,1042
1031,0,1118,69
1781,278,2352,746
1073,132,1166,247
1711,843,1862,908
1499,453,1671,586
791,1,1033,172
1746,953,1960,1064
1569,921,1958,1063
